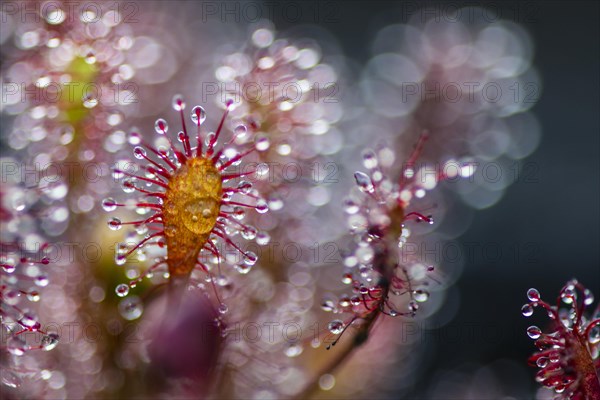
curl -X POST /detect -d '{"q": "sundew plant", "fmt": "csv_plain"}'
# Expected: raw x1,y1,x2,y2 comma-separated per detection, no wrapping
1,1,598,399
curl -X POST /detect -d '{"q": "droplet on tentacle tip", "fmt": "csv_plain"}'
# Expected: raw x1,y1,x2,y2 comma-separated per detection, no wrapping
190,106,207,125
354,171,374,193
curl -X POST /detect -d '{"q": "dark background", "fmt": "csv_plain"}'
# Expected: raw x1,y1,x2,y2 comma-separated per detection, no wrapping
271,0,599,397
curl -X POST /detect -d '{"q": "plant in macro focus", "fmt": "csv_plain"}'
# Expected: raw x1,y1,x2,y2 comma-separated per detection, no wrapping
1,1,563,399
523,281,600,399
105,96,268,310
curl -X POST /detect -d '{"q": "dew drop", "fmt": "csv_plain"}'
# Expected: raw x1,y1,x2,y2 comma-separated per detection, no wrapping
172,94,186,111
102,198,118,212
354,171,374,193
218,303,229,314
115,283,130,297
234,124,247,137
255,200,269,214
83,95,98,108
112,169,124,180
3,262,16,274
521,304,534,317
362,150,378,169
527,288,540,301
321,299,336,312
328,320,344,334
267,196,284,211
341,273,353,285
190,106,207,125
234,264,252,274
536,357,549,368
255,136,270,151
284,343,303,358
256,232,271,245
527,325,542,339
133,146,146,159
232,206,245,220
241,225,258,240
338,296,351,308
119,296,143,320
108,217,122,231
154,118,168,134
413,289,429,302
41,333,59,351
128,131,142,145
237,180,252,194
27,291,40,302
35,275,49,287
122,180,135,193
244,251,258,266
20,313,40,329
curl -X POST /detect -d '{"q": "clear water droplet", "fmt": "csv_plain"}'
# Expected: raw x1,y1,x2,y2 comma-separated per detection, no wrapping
255,135,270,151
536,357,548,368
234,264,252,274
237,180,252,194
338,296,351,308
119,296,143,320
256,232,270,245
354,171,374,193
133,146,146,159
190,106,207,125
41,333,59,351
341,274,353,285
328,320,344,334
527,325,542,339
108,217,122,231
154,118,168,134
27,291,40,302
284,343,303,357
521,304,534,317
102,198,118,212
527,288,540,301
362,150,378,169
267,195,284,211
321,299,336,312
115,283,129,297
234,124,247,137
244,251,258,266
172,94,186,111
20,313,40,329
255,200,269,214
35,275,49,287
413,289,429,302
128,131,142,145
241,225,257,240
